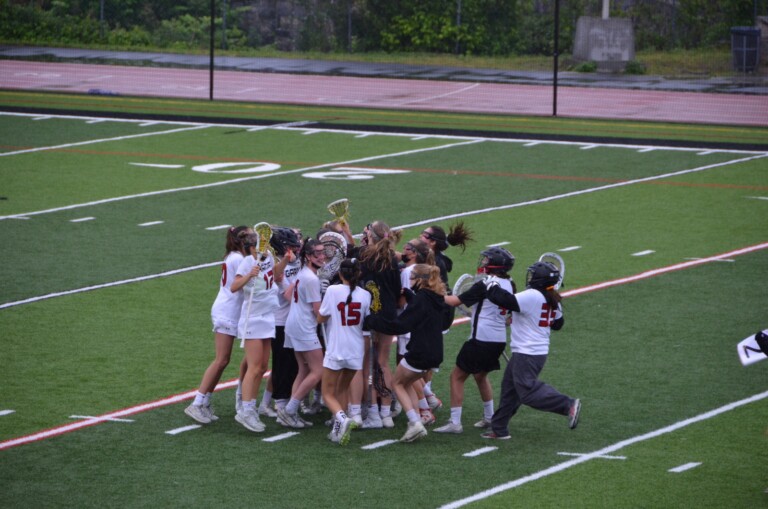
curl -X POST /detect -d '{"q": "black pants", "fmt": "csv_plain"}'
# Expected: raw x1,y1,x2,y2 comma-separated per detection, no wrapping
270,326,298,400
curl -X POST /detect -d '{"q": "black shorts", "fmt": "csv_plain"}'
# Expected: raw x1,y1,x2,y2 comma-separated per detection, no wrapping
455,339,506,374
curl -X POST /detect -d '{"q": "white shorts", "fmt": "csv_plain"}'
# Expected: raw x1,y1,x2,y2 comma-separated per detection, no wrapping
323,356,363,371
399,357,429,374
238,314,275,340
288,333,322,352
212,316,238,336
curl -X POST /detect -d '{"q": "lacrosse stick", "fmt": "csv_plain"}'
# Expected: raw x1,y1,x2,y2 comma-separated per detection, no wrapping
327,198,350,227
241,223,273,347
538,252,565,290
452,273,483,317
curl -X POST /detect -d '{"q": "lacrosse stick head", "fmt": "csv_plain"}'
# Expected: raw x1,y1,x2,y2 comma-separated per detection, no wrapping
317,231,347,283
327,198,350,227
253,222,274,260
452,273,482,317
536,252,565,290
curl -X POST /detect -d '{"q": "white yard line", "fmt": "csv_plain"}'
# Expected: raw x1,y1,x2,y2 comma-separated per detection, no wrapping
438,390,768,509
0,124,210,157
0,138,483,221
668,462,702,473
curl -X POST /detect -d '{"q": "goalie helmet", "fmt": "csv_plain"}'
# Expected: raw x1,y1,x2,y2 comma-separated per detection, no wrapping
477,247,514,275
270,227,301,256
526,261,560,291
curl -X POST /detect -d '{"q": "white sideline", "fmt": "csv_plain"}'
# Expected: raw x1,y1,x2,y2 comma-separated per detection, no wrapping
438,390,768,509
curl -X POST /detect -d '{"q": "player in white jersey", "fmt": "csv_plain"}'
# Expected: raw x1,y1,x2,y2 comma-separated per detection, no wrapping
480,261,581,439
257,227,302,418
277,238,327,428
185,226,251,425
229,231,290,433
437,247,516,434
318,258,371,445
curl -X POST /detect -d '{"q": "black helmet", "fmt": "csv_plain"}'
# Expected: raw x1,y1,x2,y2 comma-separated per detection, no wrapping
526,261,560,290
270,227,301,256
477,246,514,275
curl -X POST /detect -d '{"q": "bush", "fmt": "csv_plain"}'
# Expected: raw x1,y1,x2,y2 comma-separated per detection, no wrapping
624,60,647,75
573,61,597,72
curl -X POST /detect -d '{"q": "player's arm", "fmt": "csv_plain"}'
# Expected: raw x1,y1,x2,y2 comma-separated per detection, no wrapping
486,285,521,312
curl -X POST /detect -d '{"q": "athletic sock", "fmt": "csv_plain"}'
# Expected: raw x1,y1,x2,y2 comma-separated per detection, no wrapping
260,390,272,409
193,391,206,406
380,405,391,418
335,410,347,423
405,409,419,423
450,406,462,425
417,398,429,411
483,400,494,420
285,398,301,415
243,400,257,412
423,381,434,397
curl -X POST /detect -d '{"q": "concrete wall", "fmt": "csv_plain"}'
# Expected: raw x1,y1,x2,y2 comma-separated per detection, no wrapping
573,16,635,72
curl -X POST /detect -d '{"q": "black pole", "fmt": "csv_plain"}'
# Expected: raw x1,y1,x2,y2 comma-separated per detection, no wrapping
209,0,215,101
552,0,560,116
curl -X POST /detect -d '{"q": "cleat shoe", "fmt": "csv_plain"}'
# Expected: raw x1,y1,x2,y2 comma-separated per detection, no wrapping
235,409,266,432
473,418,492,429
328,420,341,443
338,417,355,446
351,414,363,427
362,413,383,429
481,431,510,440
426,394,443,411
381,416,395,428
420,409,436,426
258,406,277,418
276,407,304,429
568,399,581,430
205,405,219,422
301,399,323,415
434,421,463,434
298,416,314,427
400,421,427,443
391,400,402,418
184,404,212,424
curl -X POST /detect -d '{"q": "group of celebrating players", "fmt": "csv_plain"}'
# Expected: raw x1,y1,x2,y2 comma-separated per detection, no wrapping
184,212,581,445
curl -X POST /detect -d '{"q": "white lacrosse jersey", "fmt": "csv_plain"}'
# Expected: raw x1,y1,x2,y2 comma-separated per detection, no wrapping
210,251,245,322
236,253,279,318
274,258,301,326
285,266,322,342
319,284,371,363
468,277,513,344
509,288,563,356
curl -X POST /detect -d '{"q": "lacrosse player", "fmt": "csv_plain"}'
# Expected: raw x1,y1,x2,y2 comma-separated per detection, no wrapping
437,247,516,434
480,261,581,439
318,258,371,445
229,231,288,433
277,239,327,428
364,264,454,443
185,226,251,425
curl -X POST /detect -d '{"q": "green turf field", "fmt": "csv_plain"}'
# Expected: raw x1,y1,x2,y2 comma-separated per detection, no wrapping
0,108,766,508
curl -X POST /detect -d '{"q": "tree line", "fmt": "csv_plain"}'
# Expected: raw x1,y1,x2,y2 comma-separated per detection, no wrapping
1,0,759,56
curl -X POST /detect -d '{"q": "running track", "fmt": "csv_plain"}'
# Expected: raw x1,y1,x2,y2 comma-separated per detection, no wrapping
1,60,767,126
